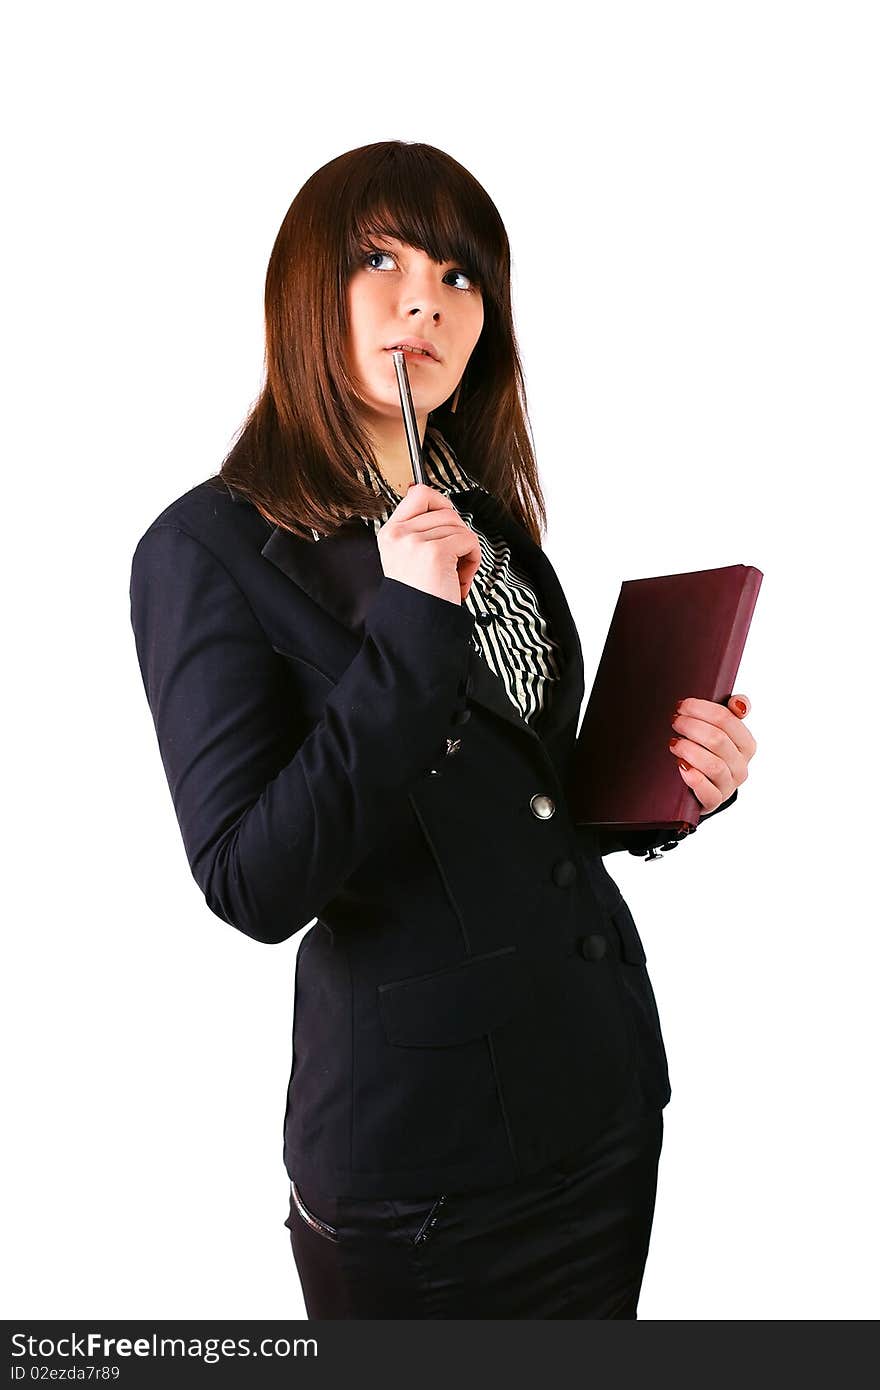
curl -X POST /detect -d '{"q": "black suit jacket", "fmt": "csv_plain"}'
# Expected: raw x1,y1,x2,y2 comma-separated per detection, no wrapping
129,474,736,1199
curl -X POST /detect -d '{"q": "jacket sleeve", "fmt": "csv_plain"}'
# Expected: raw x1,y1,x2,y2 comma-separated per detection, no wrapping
130,523,475,944
575,788,739,858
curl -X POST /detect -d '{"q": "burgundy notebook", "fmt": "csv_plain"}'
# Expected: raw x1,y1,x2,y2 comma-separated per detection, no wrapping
569,563,763,837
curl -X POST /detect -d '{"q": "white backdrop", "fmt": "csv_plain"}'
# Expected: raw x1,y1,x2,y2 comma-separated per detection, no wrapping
4,0,877,1320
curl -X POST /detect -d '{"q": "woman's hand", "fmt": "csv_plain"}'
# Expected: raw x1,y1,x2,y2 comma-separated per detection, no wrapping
668,693,757,814
377,483,482,606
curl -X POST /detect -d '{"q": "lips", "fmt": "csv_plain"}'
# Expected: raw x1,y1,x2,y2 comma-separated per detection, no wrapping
384,338,441,362
386,348,437,364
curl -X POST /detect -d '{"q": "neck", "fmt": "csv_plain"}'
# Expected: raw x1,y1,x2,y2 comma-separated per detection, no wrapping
361,407,431,496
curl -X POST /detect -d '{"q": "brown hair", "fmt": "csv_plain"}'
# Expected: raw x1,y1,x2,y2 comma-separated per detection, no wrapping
216,140,547,545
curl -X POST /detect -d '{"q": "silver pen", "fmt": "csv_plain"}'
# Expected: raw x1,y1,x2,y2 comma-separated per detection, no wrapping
391,350,426,485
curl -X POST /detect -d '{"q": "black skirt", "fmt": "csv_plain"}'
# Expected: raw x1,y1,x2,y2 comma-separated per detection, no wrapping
283,1099,664,1319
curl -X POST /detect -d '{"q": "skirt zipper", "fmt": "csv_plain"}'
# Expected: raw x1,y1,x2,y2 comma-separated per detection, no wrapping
413,1194,448,1245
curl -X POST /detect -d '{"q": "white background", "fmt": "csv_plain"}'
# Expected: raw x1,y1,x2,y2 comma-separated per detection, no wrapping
4,0,877,1320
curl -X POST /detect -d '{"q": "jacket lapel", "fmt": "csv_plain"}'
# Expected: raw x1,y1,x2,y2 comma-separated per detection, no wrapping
261,515,384,634
259,488,585,748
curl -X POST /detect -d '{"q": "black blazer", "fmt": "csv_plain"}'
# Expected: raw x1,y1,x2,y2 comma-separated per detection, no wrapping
129,474,737,1199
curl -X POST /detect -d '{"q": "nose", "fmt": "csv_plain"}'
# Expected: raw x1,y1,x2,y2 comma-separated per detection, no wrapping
399,265,444,321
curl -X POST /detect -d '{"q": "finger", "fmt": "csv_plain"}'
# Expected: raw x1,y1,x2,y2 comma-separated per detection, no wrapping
728,693,751,718
668,736,740,799
392,482,457,518
675,757,728,814
395,509,473,534
399,522,473,541
673,696,756,760
393,521,482,579
457,550,482,595
670,715,752,777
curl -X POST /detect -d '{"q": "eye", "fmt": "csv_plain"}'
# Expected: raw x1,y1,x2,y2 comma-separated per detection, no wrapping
445,267,478,292
360,245,479,293
363,248,396,272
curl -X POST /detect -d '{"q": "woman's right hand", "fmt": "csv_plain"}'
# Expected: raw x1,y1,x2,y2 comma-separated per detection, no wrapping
376,483,482,606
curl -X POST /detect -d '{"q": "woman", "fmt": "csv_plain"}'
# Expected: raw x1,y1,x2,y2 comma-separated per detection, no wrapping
129,141,756,1318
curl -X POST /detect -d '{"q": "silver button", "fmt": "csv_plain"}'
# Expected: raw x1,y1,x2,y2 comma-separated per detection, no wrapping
530,794,556,820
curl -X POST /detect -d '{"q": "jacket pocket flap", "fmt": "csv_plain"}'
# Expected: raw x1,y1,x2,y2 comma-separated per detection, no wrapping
378,946,532,1048
610,899,648,965
270,645,337,685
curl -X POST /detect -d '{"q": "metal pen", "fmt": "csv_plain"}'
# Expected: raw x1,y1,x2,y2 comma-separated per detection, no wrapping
391,349,426,485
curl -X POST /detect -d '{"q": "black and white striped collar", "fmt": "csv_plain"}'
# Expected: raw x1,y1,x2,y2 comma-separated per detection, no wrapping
310,426,486,542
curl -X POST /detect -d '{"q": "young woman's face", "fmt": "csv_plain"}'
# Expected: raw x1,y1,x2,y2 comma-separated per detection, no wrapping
345,233,484,422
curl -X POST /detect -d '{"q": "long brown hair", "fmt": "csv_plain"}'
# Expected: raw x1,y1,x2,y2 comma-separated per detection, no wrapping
217,141,547,545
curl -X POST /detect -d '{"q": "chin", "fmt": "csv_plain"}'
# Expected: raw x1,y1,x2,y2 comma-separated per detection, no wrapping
370,382,440,411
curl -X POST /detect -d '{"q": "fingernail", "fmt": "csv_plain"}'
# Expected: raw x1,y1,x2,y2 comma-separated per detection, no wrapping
678,758,692,771
731,698,748,717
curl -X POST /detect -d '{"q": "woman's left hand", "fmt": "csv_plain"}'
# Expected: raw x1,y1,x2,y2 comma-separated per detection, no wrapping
668,693,757,814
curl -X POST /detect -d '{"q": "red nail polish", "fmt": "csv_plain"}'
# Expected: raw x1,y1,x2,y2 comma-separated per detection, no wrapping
731,698,747,717
668,737,679,749
678,758,691,771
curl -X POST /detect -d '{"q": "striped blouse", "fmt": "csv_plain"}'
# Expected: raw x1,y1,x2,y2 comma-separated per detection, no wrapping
310,426,563,726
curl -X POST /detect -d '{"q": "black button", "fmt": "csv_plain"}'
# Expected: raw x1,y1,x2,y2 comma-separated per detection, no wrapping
579,933,607,961
476,611,495,626
552,859,577,888
451,707,471,725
